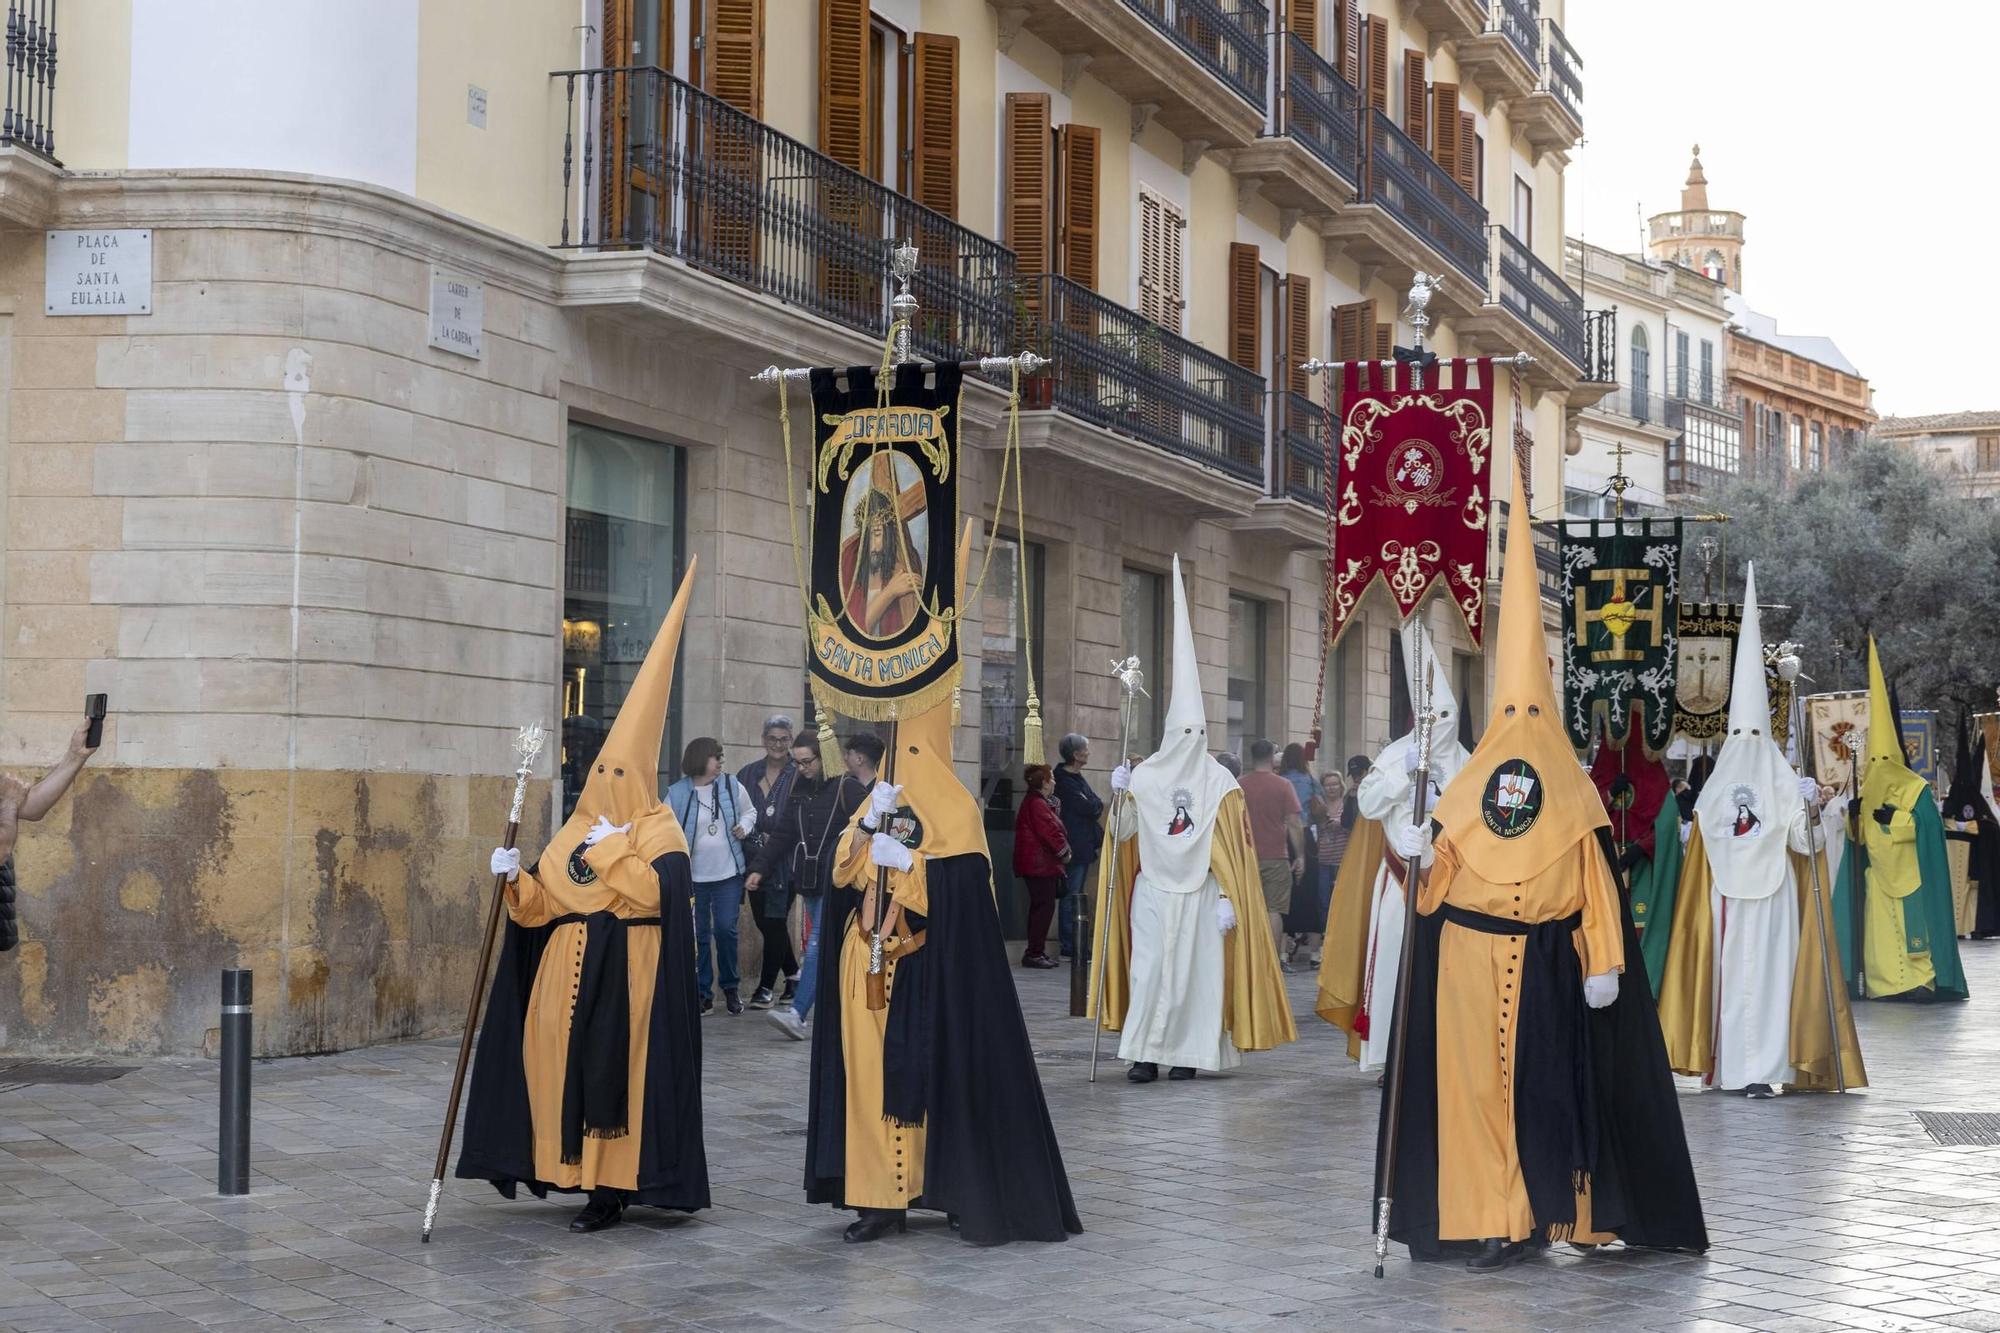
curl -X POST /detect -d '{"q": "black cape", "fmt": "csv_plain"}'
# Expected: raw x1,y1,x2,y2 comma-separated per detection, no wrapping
1944,725,2000,939
455,851,710,1211
805,850,1081,1245
1375,828,1705,1256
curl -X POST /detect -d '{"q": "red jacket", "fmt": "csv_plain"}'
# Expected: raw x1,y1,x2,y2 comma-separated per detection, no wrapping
1012,792,1072,878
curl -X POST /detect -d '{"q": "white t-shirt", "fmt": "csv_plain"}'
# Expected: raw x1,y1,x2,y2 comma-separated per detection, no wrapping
686,777,755,884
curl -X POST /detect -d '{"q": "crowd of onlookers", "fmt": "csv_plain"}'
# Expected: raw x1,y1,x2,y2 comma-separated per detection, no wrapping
659,713,1365,1037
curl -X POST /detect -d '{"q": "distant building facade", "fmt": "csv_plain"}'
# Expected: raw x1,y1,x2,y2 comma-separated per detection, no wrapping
1877,413,2000,501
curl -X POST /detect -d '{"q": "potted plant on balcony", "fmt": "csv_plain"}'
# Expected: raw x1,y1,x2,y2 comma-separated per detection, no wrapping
1008,278,1056,410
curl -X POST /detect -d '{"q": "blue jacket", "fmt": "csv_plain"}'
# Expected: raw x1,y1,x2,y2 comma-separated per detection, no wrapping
1053,767,1105,865
666,774,749,878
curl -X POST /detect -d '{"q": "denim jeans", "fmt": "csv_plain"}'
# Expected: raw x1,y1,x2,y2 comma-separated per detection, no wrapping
1059,858,1095,957
694,875,744,998
791,894,825,1019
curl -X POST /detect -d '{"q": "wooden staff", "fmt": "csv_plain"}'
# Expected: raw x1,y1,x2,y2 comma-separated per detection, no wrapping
422,722,546,1242
1088,657,1145,1079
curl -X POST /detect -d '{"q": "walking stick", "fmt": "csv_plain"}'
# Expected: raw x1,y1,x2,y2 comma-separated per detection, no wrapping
865,720,901,1011
1088,657,1145,1080
422,721,546,1243
1788,677,1846,1092
1374,654,1438,1278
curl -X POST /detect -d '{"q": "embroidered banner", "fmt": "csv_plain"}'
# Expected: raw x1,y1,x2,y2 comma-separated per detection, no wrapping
1805,690,1870,791
1901,708,1939,786
1673,603,1740,742
1980,712,2000,787
806,363,963,721
1559,518,1682,753
1328,359,1495,646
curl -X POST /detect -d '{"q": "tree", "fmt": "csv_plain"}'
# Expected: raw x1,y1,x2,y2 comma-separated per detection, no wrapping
1708,437,2000,720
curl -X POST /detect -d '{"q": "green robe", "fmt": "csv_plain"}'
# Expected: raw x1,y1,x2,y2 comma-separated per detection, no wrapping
1628,800,1685,996
1832,799,1967,1002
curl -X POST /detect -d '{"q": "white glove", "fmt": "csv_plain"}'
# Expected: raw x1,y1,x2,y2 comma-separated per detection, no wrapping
1583,972,1619,1009
1797,776,1822,805
1391,820,1433,865
1216,899,1236,933
869,830,914,873
1110,764,1132,794
489,846,521,882
868,781,904,821
1404,745,1421,774
585,814,631,847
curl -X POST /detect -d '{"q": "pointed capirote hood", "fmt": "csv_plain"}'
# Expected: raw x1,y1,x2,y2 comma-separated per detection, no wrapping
1946,709,1987,825
1696,563,1801,897
1432,457,1607,879
540,558,698,883
1129,555,1238,887
1860,638,1928,815
1371,619,1471,789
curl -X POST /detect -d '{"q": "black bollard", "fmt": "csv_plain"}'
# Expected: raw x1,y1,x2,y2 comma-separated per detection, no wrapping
218,969,251,1196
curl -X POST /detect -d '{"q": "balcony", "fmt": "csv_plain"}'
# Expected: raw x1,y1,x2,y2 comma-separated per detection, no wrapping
1233,35,1360,217
1323,110,1488,298
1583,308,1616,385
1516,17,1583,156
1234,387,1328,546
1486,225,1585,368
1408,0,1488,43
553,66,1015,365
2,0,57,162
1590,387,1674,431
1454,0,1539,103
999,0,1267,149
1022,272,1265,488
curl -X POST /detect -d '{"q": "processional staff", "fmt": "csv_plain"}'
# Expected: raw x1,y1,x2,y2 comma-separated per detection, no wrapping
1778,644,1848,1093
1087,656,1147,1079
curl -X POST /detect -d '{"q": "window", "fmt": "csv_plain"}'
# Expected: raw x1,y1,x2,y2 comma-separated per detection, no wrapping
1674,330,1689,401
562,423,686,818
1454,651,1480,750
1387,628,1411,738
1512,176,1533,239
1473,132,1486,201
1227,594,1269,758
978,532,1046,816
1629,325,1650,422
1789,417,1805,471
1701,249,1726,282
1683,405,1741,475
1978,436,2000,471
1809,422,1824,471
1120,567,1166,759
1327,626,1363,775
1138,188,1186,332
1699,340,1715,404
865,16,908,191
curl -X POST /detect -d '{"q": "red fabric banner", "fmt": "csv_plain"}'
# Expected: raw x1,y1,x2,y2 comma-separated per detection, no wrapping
1328,357,1495,646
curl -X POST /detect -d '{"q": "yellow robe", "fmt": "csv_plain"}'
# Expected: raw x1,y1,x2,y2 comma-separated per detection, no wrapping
1089,788,1297,1054
1657,822,1868,1089
1946,829,1976,937
1421,834,1624,1244
1314,817,1387,1063
1861,800,1936,997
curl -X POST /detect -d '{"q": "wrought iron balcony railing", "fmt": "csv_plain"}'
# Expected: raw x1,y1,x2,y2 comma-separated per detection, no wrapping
1125,0,1269,111
1595,386,1660,426
1491,0,1539,67
1365,110,1488,286
1490,225,1586,370
1276,389,1328,504
2,0,57,161
1583,308,1616,385
554,66,1017,365
1023,272,1264,484
1282,34,1360,184
1540,17,1582,128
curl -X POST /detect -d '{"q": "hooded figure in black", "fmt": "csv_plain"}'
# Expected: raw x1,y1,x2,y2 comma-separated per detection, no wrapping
1943,712,2000,939
802,681,1081,1246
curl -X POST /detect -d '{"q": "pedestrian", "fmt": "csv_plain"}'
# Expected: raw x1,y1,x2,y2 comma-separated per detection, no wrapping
1013,763,1071,968
1217,751,1243,779
738,714,800,1010
1238,740,1306,965
667,737,756,1016
1280,742,1322,966
1053,733,1104,961
759,732,881,1040
0,718,101,953
1309,770,1351,967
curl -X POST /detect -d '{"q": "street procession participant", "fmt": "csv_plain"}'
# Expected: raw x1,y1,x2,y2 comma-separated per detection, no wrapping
802,669,1081,1246
1589,731,1681,995
1655,564,1866,1096
456,561,708,1234
1376,459,1705,1271
1090,557,1296,1084
1834,641,1969,1001
1941,712,2000,940
1315,621,1470,1073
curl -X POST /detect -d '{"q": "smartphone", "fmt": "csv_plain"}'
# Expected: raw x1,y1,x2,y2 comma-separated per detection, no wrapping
84,694,108,749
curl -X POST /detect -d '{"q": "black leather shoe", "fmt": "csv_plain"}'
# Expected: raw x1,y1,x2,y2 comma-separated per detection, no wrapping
569,1188,625,1233
842,1209,907,1243
725,990,743,1015
1466,1239,1525,1271
1126,1061,1159,1083
1168,1066,1197,1081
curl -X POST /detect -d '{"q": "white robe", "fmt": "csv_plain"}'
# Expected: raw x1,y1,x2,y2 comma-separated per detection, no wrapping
1707,807,1816,1090
1354,762,1447,1073
1110,800,1237,1071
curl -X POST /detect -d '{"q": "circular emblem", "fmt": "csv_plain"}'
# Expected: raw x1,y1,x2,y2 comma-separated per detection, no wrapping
885,805,925,849
1384,439,1445,514
566,844,598,886
1480,759,1543,838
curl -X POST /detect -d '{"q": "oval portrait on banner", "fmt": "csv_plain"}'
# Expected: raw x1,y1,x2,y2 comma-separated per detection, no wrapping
840,451,930,642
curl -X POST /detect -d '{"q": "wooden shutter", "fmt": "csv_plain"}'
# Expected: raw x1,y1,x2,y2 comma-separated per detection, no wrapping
1364,19,1389,113
600,3,632,240
910,33,958,219
1056,123,1099,289
1227,244,1260,372
1005,93,1052,279
1159,198,1185,334
1431,82,1458,175
705,0,763,115
1331,298,1375,360
819,0,869,170
1290,0,1318,51
1284,274,1311,396
1336,0,1362,87
1458,113,1478,195
1374,323,1393,359
1403,50,1427,146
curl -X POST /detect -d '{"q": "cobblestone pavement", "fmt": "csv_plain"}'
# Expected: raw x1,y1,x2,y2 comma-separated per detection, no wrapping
4,942,2000,1333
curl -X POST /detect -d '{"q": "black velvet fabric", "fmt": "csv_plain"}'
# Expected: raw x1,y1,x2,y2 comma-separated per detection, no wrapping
805,851,1082,1245
455,852,709,1212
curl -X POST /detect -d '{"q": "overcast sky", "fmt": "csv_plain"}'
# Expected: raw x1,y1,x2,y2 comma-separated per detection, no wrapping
1561,2,1993,419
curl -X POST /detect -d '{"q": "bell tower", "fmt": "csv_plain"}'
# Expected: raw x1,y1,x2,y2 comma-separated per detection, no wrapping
1646,146,1746,291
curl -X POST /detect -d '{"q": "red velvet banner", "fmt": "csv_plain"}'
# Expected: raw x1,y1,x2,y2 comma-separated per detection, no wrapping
1328,357,1495,646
